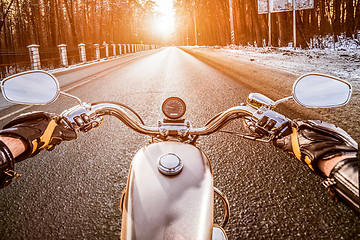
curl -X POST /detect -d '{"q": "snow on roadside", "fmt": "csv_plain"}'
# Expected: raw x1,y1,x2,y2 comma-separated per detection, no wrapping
209,45,360,95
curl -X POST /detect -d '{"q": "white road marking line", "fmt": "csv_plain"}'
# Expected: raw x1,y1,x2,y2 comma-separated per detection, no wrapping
0,106,32,121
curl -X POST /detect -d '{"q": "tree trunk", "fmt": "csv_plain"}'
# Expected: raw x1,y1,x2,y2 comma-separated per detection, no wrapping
345,0,355,37
319,0,327,34
355,0,360,34
277,12,290,46
333,0,341,42
64,0,79,45
49,0,57,47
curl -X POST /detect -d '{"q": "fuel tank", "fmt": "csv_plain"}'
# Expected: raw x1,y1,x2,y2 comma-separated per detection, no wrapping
120,142,214,240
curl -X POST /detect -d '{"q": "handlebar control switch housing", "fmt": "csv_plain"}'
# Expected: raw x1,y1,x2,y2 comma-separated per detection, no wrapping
251,107,291,138
246,93,275,110
61,105,104,132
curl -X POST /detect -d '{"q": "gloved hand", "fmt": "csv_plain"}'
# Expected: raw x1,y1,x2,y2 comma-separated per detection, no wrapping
0,140,16,188
0,111,77,162
273,119,358,177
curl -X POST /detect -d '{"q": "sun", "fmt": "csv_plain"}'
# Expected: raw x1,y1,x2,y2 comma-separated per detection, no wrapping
154,0,175,35
154,14,175,35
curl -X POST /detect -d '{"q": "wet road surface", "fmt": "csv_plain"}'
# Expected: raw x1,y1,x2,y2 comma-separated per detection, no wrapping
0,47,359,239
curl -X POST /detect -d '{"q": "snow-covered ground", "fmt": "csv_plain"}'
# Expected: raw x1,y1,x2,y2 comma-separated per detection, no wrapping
209,43,360,96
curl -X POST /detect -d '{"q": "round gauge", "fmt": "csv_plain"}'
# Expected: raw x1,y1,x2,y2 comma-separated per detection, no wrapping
162,97,186,119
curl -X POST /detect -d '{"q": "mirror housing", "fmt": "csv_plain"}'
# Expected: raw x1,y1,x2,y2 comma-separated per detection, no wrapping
1,70,60,105
292,73,352,108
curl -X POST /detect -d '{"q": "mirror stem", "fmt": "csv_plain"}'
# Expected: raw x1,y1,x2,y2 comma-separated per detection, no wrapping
273,96,293,106
60,92,91,110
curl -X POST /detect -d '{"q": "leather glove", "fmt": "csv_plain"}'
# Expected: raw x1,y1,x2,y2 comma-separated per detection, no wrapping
273,119,358,177
0,140,16,188
0,111,77,162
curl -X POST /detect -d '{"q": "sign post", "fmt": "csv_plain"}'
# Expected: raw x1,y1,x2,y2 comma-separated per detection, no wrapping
268,0,271,46
292,0,296,49
229,0,235,45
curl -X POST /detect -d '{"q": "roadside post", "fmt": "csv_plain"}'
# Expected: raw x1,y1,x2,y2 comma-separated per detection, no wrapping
104,43,109,58
94,44,100,60
292,0,296,49
78,43,86,63
118,44,122,55
229,0,235,45
27,44,41,70
112,44,116,57
58,44,68,67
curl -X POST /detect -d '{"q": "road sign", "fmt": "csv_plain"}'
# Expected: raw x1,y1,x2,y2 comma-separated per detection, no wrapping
258,0,314,14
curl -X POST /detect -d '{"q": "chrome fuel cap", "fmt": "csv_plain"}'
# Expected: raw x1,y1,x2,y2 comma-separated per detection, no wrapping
157,153,183,176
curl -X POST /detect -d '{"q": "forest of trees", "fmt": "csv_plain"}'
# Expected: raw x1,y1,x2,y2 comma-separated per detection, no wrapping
0,0,160,50
1,0,360,51
174,0,360,47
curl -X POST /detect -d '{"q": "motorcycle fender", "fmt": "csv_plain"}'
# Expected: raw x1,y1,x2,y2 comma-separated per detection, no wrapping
121,142,214,240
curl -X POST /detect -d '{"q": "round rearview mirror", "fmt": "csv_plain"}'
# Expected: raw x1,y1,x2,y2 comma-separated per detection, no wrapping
1,70,60,105
292,73,352,108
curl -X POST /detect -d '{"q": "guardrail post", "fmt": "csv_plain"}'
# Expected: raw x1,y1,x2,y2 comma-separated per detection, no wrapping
103,42,109,58
78,43,86,63
112,44,116,56
57,44,68,67
122,44,126,54
131,44,134,53
94,44,100,60
27,44,41,70
127,44,131,54
118,44,122,55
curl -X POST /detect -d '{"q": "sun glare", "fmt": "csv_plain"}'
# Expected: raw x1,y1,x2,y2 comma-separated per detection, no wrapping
154,0,175,35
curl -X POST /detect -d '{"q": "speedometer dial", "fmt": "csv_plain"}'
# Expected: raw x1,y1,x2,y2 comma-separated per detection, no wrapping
162,97,186,119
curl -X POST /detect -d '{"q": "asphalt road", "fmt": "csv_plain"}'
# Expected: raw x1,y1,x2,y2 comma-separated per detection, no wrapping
0,47,358,239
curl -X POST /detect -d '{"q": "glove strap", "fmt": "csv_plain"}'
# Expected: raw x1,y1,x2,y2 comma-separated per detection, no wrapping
290,127,315,171
31,119,58,155
0,140,15,170
0,140,18,188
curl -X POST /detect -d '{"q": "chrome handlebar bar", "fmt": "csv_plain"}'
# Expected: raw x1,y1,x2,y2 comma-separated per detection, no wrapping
61,102,257,137
189,106,256,135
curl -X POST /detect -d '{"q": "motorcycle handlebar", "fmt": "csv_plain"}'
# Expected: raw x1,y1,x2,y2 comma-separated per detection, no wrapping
61,102,257,137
